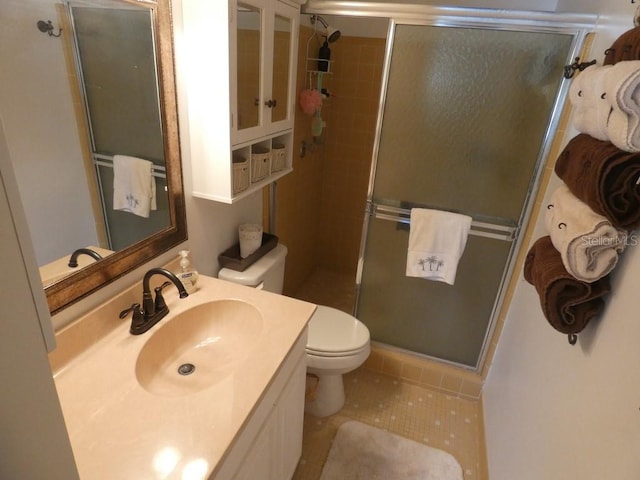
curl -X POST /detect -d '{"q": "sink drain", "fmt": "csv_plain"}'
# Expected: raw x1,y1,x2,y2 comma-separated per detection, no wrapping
177,363,195,376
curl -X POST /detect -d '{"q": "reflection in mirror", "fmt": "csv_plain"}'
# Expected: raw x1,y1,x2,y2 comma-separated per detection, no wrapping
70,4,171,250
272,15,291,124
0,0,186,314
236,3,262,130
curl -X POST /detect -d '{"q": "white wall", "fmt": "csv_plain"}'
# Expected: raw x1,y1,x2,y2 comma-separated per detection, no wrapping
0,0,98,265
0,117,79,479
483,2,640,479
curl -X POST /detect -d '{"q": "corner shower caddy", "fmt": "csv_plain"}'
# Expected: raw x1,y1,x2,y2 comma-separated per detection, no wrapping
304,22,334,137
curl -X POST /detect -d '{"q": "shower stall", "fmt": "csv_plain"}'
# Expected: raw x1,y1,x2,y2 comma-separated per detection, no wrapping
352,12,590,370
282,6,595,370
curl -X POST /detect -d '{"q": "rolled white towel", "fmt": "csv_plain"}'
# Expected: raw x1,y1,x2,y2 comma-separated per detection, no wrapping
545,184,626,282
591,65,615,141
569,65,612,141
603,60,640,151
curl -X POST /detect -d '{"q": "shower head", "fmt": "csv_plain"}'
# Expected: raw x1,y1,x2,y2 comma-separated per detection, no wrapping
311,15,341,43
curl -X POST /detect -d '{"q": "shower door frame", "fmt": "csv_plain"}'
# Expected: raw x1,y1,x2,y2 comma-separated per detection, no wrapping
352,9,595,372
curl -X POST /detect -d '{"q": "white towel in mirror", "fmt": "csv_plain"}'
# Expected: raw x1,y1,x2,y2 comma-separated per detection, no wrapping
113,154,157,218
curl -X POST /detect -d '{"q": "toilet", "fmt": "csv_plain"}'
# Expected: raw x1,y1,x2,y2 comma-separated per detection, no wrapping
219,244,370,417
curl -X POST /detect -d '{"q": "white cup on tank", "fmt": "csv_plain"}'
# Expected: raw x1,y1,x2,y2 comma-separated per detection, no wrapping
239,224,263,258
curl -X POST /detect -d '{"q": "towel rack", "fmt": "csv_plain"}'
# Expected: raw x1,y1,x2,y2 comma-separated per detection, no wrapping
368,202,518,242
92,153,167,179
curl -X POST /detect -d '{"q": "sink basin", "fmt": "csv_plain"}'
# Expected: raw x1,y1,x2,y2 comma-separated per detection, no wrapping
135,299,263,396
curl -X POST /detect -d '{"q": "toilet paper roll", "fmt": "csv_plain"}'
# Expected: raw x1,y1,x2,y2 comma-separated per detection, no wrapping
239,224,263,258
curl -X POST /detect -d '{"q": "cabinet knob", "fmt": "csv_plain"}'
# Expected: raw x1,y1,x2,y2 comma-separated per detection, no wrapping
264,99,277,108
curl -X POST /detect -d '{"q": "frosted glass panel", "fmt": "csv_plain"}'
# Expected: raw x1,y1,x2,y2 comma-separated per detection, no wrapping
358,218,512,367
357,23,574,368
74,7,164,161
373,25,572,221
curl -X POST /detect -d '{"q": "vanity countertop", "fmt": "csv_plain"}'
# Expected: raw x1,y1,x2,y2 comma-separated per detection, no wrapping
51,274,315,479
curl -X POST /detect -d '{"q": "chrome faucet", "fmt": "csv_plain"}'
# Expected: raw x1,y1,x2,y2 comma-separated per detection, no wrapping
68,248,103,268
119,268,189,335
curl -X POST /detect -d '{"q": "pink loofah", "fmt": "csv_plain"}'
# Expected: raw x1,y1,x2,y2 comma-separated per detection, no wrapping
299,89,322,115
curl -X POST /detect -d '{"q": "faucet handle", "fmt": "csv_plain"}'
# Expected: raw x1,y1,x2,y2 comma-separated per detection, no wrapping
119,303,142,319
154,282,173,311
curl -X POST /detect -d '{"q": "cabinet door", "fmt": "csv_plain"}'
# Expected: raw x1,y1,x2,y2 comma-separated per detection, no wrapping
233,0,265,138
278,358,306,479
233,404,279,480
268,1,298,133
231,0,298,145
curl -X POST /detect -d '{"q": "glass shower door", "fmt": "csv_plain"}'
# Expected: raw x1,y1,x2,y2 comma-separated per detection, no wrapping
357,22,574,368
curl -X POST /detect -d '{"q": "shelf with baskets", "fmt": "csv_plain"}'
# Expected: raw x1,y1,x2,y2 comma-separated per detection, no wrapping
229,132,293,202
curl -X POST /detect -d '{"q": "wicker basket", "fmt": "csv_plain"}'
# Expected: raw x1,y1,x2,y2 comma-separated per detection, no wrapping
232,155,249,194
251,147,271,183
271,143,286,172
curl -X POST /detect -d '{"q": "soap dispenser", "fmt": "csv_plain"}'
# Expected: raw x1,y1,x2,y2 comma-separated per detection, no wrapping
176,250,199,294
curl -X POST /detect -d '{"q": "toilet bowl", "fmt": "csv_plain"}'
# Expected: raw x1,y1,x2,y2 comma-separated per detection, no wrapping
218,244,371,417
305,305,370,417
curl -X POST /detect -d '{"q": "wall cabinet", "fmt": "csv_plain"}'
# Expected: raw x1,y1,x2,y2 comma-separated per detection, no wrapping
212,331,307,480
179,0,301,204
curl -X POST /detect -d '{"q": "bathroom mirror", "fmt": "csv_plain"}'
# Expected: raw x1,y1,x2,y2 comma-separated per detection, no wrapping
0,0,186,315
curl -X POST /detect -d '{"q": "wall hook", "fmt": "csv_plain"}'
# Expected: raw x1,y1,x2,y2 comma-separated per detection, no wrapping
37,20,62,38
563,57,597,79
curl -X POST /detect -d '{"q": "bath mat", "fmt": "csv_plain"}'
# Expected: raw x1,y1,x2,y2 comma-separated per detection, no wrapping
319,420,463,480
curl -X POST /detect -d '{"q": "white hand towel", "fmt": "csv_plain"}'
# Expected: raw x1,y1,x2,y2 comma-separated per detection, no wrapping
569,64,612,142
545,184,626,283
113,154,157,218
405,209,472,286
604,60,640,152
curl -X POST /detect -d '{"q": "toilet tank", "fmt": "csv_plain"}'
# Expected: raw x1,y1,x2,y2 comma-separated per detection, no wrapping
218,244,287,294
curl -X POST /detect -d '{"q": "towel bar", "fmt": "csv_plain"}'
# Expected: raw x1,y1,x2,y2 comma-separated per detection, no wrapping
369,202,517,242
92,153,167,179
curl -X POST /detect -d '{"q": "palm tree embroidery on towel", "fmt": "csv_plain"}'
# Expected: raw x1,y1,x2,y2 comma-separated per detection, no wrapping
126,193,140,209
418,256,445,271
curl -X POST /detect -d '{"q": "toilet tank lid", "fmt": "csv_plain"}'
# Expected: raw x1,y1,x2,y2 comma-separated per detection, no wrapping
218,244,287,286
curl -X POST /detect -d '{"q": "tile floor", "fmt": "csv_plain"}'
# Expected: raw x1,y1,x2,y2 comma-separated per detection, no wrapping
291,368,484,480
290,268,485,480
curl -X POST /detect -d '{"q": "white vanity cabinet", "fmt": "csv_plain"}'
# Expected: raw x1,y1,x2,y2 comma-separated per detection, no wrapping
178,0,302,204
212,330,307,480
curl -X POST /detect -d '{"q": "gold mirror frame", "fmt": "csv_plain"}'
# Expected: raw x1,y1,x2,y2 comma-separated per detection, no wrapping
46,0,187,315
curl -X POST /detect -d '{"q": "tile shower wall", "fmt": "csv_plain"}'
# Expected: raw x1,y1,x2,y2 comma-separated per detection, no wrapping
272,28,386,295
273,26,325,296
317,36,386,275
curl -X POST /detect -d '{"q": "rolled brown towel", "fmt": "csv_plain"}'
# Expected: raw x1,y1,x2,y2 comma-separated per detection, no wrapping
523,236,610,336
554,134,640,230
603,26,640,65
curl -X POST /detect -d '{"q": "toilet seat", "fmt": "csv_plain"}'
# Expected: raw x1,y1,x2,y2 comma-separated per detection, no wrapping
306,305,370,357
